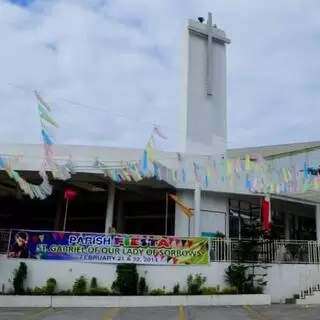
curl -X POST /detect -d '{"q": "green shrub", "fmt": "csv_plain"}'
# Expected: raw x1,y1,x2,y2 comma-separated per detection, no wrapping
25,287,32,295
57,290,72,296
45,278,57,295
220,286,238,294
32,286,46,295
149,288,166,296
186,274,206,295
225,264,247,294
248,286,263,294
12,262,27,295
112,264,139,295
72,276,88,295
173,283,180,295
138,277,148,295
225,264,267,294
29,278,57,296
90,277,98,290
201,287,217,295
90,287,110,296
215,232,225,238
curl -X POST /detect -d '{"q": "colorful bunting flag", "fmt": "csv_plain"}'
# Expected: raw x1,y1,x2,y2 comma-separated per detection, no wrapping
0,156,52,199
154,126,167,140
169,194,193,217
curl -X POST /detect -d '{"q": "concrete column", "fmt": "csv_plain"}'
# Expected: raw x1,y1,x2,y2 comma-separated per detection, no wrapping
105,182,116,233
116,196,124,233
284,212,290,240
316,205,320,242
194,182,201,237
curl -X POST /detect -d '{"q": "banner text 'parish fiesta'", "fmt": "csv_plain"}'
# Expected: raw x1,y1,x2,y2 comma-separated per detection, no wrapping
7,230,209,265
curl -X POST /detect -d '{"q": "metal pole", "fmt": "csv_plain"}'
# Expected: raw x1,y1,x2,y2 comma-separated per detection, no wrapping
188,217,191,236
63,198,69,232
165,192,169,236
194,182,201,237
6,229,12,256
238,211,241,240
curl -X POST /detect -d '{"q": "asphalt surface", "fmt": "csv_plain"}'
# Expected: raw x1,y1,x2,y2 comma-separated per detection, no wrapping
1,305,320,320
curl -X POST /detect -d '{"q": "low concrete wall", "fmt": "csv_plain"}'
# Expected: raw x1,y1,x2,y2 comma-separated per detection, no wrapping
0,295,51,308
2,256,317,302
0,294,271,308
296,292,320,305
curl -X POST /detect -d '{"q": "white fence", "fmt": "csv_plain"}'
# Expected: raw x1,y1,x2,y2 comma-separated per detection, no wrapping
211,238,320,264
0,229,10,254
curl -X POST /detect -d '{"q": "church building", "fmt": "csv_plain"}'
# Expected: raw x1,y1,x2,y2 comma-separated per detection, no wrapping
0,13,319,244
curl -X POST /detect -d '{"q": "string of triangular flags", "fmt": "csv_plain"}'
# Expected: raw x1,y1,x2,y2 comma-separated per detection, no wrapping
94,158,148,182
35,91,71,181
93,126,168,183
1,91,319,198
94,149,320,195
142,125,167,170
0,156,52,199
171,153,320,194
0,93,74,199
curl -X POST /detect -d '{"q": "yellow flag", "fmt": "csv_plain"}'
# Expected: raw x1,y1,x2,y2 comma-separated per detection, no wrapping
226,160,232,176
207,166,211,178
269,183,275,193
146,142,155,161
245,155,251,171
169,194,193,217
282,168,288,183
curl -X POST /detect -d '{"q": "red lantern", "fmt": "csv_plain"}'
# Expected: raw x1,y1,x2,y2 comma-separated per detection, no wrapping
261,199,271,232
64,189,77,201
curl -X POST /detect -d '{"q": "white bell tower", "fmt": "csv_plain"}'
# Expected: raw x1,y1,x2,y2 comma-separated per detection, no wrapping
179,12,231,155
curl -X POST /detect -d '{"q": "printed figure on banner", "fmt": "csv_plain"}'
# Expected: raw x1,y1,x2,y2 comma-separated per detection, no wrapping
7,231,36,259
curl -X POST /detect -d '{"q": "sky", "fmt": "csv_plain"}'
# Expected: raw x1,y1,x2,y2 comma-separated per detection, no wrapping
1,0,320,151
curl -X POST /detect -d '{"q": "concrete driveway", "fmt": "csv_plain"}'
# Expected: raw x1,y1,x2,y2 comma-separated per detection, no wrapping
1,305,320,320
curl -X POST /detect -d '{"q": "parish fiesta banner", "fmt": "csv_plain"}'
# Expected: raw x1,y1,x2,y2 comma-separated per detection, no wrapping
7,230,209,265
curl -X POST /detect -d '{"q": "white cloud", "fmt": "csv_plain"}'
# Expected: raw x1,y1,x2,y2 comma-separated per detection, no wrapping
0,0,319,151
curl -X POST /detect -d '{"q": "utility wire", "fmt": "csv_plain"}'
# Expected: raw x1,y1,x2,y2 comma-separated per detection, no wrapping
3,80,238,146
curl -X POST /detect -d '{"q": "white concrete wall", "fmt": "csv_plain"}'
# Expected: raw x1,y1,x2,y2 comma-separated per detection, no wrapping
265,264,320,303
0,295,271,308
1,255,318,303
0,256,227,294
175,190,227,236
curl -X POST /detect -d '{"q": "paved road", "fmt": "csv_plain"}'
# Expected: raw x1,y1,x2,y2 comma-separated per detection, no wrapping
1,305,320,320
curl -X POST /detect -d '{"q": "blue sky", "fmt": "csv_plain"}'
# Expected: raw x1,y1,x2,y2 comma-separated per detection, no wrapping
9,0,33,6
1,0,320,150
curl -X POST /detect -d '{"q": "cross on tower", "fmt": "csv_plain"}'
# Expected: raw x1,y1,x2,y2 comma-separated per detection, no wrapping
188,12,230,95
206,12,214,95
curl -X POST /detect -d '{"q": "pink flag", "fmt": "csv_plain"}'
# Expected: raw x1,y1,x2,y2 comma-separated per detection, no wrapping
256,153,265,165
154,126,167,139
